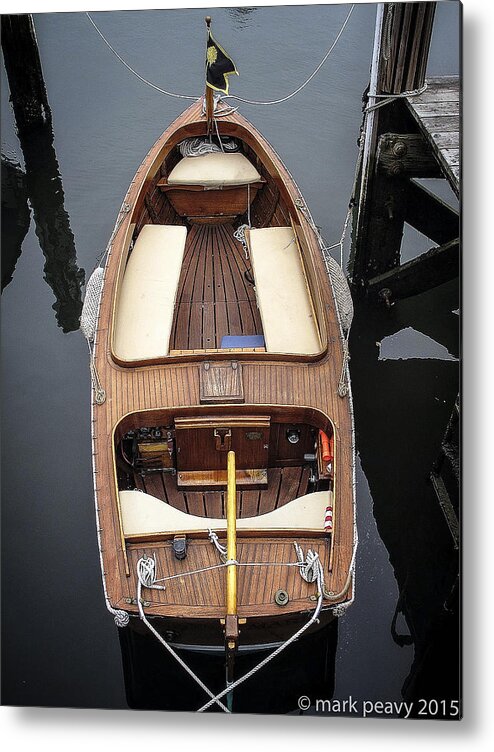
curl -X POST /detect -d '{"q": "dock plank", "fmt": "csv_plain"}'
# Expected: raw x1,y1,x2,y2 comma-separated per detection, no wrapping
406,75,460,196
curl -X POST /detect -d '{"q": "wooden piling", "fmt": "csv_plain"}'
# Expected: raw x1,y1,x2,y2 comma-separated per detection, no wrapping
1,14,52,132
349,2,441,295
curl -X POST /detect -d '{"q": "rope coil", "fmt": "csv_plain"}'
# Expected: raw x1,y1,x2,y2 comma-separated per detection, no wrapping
179,136,239,157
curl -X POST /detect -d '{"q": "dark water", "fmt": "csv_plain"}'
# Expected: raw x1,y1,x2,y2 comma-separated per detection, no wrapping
1,4,460,715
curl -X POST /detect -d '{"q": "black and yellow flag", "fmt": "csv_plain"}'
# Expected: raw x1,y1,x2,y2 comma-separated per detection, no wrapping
205,31,238,94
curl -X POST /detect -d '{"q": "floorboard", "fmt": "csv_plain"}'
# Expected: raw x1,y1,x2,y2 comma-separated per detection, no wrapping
135,464,310,518
170,223,262,350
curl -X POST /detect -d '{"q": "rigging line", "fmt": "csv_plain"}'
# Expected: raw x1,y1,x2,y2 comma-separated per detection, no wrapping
221,4,355,106
85,12,199,100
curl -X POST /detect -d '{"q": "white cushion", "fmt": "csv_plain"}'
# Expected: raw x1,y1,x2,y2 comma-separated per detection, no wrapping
120,489,331,537
113,224,187,361
248,227,321,355
167,152,261,187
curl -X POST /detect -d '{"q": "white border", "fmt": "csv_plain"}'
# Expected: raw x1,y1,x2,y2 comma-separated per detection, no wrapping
3,0,491,749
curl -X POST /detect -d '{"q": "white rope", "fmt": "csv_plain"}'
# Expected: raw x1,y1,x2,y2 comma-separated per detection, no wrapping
136,557,231,713
364,82,428,113
295,197,353,400
86,12,198,100
294,542,321,584
87,7,355,111
323,205,352,270
197,550,327,713
208,528,227,557
179,136,239,157
234,223,250,260
296,198,354,339
97,201,131,269
221,5,355,106
80,266,104,343
136,539,356,712
153,561,228,585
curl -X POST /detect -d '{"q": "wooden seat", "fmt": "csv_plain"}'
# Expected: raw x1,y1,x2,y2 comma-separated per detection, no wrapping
160,155,263,222
113,224,187,362
167,152,261,187
247,227,322,355
120,489,331,537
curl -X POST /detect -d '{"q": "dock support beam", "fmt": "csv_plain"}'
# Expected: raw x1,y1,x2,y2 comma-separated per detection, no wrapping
349,3,441,297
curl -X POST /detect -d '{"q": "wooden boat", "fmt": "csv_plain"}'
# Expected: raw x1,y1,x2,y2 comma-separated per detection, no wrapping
89,77,356,697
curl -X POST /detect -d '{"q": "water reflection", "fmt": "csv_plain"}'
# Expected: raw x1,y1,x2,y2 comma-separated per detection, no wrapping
119,620,337,714
1,93,85,332
349,281,460,711
379,326,458,361
1,156,30,290
226,7,257,28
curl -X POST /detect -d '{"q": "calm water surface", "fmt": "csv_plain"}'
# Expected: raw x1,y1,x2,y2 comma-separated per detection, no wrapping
1,3,460,714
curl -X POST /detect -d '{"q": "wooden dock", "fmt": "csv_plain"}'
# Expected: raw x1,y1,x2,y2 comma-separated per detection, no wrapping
348,2,460,554
405,75,460,196
349,2,460,305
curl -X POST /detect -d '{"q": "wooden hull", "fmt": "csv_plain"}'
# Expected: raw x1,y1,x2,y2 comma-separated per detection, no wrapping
91,98,355,647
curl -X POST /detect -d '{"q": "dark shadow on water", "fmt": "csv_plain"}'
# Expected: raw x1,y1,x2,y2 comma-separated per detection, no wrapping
1,119,86,333
118,619,337,714
1,155,31,290
1,15,85,333
349,280,460,716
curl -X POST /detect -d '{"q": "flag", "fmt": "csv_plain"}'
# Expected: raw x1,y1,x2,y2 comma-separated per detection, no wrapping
205,31,238,94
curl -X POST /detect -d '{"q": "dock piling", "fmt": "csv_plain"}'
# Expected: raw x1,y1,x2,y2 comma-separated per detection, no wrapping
349,2,459,305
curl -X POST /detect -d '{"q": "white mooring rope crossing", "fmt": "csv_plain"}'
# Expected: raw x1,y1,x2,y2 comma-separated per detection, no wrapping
134,536,355,713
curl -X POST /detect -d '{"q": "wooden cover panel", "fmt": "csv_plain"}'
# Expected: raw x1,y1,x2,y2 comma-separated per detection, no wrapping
164,183,259,220
174,415,270,472
199,361,244,404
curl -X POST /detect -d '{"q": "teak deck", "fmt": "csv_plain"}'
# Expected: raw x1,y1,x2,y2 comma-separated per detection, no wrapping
92,99,355,630
170,223,262,351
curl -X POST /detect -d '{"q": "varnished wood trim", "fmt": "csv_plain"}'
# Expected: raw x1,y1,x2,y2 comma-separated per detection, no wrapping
125,529,330,543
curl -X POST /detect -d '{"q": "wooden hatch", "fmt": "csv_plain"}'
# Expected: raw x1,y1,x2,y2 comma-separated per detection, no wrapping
174,414,270,488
